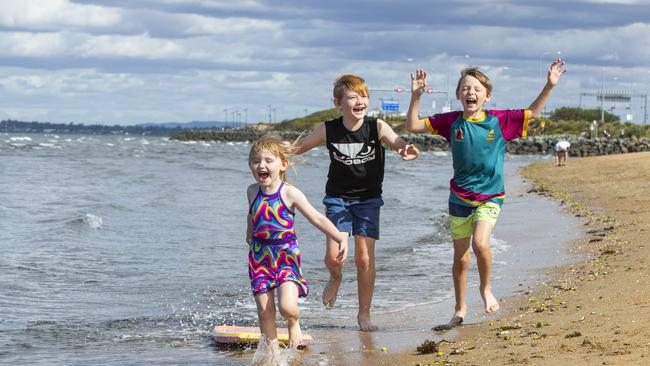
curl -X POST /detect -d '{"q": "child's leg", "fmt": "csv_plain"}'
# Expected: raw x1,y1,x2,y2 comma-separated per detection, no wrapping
255,291,279,342
472,220,499,313
321,197,352,308
350,198,382,331
452,237,472,320
277,282,303,348
354,235,376,331
322,232,349,307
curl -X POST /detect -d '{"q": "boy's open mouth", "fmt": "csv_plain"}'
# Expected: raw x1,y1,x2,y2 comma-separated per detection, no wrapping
465,98,477,107
353,106,366,113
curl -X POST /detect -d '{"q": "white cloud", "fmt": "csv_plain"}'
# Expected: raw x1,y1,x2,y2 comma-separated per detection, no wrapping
0,0,122,29
178,15,280,36
0,69,145,97
0,0,648,124
0,32,69,57
585,0,647,4
155,0,267,11
76,33,186,59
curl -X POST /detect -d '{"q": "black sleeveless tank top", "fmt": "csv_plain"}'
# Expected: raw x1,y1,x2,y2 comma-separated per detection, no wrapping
325,116,385,200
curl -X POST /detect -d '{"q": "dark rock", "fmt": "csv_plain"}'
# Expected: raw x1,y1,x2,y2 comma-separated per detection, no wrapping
170,129,650,156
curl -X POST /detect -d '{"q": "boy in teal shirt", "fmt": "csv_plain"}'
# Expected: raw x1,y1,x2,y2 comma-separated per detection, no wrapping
406,59,566,330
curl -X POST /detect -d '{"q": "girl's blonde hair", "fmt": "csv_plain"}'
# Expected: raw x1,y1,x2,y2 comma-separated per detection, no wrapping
248,134,295,182
456,66,492,97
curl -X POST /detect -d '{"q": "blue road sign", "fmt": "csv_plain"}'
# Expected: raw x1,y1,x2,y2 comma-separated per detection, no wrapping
381,99,399,112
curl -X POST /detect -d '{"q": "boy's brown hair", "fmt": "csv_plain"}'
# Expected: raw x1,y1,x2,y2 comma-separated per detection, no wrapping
455,67,492,97
333,74,369,100
248,134,294,182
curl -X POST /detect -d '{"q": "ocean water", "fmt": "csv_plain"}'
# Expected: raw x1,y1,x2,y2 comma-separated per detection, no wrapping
0,133,577,365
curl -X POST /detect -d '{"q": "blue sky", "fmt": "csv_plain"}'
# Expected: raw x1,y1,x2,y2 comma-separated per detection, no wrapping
1,0,649,125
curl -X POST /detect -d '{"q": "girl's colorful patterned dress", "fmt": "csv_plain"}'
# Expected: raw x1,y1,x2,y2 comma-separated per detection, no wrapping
248,182,308,297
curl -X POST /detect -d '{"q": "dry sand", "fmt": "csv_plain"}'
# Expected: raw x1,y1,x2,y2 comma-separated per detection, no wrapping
355,151,650,365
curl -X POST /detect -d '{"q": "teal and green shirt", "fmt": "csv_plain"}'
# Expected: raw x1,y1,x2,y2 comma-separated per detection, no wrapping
426,110,530,207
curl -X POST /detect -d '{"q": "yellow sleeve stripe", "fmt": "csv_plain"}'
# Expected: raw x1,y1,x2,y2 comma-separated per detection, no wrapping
522,110,530,138
425,118,438,135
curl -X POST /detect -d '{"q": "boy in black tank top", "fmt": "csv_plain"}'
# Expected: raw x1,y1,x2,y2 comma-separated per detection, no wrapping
294,74,420,331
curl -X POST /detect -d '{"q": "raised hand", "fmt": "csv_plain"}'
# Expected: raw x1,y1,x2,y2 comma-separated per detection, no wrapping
548,59,566,86
411,68,428,95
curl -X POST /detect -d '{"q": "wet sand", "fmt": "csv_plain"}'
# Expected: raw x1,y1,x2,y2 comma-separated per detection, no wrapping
368,151,650,365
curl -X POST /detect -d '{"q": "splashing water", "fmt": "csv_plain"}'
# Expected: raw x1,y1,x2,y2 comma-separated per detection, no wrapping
83,213,103,229
251,335,301,366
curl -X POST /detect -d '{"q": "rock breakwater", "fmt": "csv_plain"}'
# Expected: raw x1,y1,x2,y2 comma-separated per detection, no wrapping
171,129,650,157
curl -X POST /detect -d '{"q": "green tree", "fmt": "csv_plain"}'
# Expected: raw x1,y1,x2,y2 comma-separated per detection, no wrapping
550,107,619,123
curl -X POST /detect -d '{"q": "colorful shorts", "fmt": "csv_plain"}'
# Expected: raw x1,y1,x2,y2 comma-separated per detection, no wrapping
449,201,501,240
248,240,308,297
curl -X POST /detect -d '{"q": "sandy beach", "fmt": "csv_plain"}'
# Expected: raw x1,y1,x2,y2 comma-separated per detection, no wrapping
232,152,650,365
368,151,650,365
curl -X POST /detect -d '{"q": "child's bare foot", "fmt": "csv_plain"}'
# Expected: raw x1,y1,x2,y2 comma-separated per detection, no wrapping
322,277,341,308
481,287,500,313
433,308,465,331
357,314,378,332
287,321,304,349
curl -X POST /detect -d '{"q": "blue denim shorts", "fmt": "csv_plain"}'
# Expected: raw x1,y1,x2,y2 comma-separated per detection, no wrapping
322,196,384,240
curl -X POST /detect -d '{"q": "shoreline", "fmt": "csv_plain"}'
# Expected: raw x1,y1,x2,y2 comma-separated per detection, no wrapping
376,151,650,365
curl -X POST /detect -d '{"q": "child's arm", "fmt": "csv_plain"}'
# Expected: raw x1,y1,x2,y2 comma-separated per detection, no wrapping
528,59,566,119
245,184,257,243
293,122,326,155
406,68,430,133
284,185,348,262
377,119,420,160
246,213,253,244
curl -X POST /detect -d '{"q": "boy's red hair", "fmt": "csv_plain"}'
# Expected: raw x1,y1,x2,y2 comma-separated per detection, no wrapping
333,74,369,100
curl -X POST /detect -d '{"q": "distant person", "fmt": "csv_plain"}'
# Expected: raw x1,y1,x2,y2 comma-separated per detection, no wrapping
579,130,588,140
246,135,347,353
555,140,571,166
294,74,420,331
603,129,612,139
406,59,566,331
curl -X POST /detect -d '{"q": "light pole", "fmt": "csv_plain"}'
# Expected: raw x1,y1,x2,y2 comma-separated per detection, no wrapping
600,71,605,124
492,66,509,108
538,51,561,91
644,93,648,125
446,54,471,110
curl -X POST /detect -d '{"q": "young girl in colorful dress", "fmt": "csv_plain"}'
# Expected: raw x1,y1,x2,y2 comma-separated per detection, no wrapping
247,134,347,354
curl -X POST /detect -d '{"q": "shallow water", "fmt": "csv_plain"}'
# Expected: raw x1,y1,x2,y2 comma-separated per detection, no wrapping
0,133,581,365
